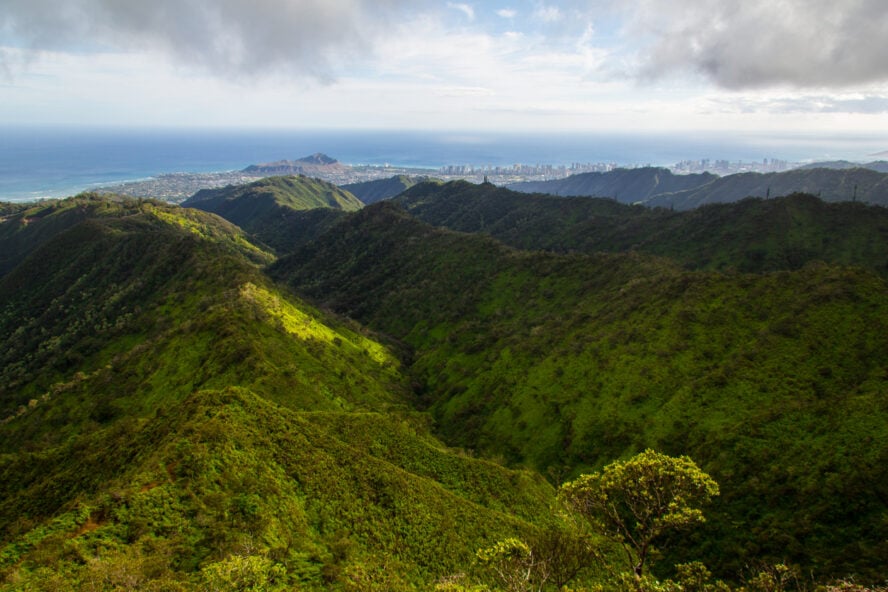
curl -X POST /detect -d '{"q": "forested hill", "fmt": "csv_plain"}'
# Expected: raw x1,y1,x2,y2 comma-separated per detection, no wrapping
508,165,888,209
647,166,888,209
272,199,888,581
2,188,888,589
341,174,426,204
182,175,359,253
799,160,888,172
395,180,888,276
0,194,554,591
507,167,716,202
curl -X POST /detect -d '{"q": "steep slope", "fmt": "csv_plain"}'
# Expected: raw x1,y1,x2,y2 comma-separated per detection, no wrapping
507,167,717,203
0,195,170,277
394,181,888,276
0,195,555,590
509,166,888,209
799,160,888,173
273,201,888,581
0,387,552,590
182,175,361,253
0,195,396,447
341,175,426,204
646,167,888,209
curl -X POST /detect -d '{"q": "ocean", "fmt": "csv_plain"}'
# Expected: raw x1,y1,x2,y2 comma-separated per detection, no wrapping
2,126,887,202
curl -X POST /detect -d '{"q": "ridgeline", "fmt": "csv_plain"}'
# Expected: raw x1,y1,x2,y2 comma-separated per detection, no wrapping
2,175,887,590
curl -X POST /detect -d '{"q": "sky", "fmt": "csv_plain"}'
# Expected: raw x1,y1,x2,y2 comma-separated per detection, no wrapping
2,0,888,133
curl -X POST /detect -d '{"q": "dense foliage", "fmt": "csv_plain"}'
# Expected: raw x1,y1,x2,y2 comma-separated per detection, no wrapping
507,167,716,204
342,175,427,204
182,175,359,253
3,184,888,589
274,199,888,581
0,195,554,590
396,182,888,276
508,166,888,209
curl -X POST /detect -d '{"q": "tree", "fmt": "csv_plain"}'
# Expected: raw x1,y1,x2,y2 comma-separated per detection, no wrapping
557,449,719,587
476,538,546,592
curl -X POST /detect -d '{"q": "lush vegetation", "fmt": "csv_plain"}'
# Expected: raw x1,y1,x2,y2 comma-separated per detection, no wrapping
396,182,888,276
508,166,888,209
2,185,888,590
342,175,428,205
182,175,360,253
507,167,716,203
273,199,888,582
0,194,560,590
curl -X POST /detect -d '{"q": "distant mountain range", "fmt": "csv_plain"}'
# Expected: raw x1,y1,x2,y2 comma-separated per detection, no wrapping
798,160,888,173
508,166,888,209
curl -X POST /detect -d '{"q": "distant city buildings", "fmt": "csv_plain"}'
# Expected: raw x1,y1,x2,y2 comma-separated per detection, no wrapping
439,157,798,184
97,156,803,202
672,157,793,175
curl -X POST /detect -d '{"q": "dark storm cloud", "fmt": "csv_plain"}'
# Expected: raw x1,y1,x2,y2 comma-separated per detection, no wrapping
0,0,423,80
627,0,888,89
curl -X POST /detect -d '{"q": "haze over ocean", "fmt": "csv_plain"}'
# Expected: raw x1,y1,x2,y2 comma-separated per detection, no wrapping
2,126,887,202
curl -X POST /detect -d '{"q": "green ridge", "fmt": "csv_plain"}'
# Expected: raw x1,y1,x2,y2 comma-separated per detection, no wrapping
0,195,557,590
341,175,427,204
183,175,361,253
395,181,888,276
273,200,888,581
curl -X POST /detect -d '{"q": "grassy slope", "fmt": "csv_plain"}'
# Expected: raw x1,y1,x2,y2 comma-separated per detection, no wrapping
395,181,888,276
273,201,888,581
182,176,361,253
0,196,554,590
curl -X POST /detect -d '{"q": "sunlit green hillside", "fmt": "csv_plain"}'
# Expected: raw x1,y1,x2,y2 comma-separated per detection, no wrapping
0,195,554,591
183,176,360,253
273,199,888,581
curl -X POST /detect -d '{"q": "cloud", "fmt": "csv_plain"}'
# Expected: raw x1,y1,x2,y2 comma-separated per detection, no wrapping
705,93,888,115
623,0,888,89
447,2,475,21
0,0,427,81
496,9,517,19
533,5,563,23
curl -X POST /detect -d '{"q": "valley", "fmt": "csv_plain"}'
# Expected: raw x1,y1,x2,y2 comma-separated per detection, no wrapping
0,177,886,591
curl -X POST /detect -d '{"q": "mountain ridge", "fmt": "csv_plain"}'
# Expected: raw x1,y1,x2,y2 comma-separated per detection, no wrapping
273,199,888,580
182,175,361,253
0,194,556,590
393,181,888,276
508,165,888,209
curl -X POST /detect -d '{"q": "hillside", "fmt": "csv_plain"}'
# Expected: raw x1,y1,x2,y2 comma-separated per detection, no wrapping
0,195,155,277
508,167,717,203
648,167,888,210
799,160,888,173
182,175,361,253
394,181,888,276
272,201,888,581
509,166,888,209
0,195,555,590
341,175,426,204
